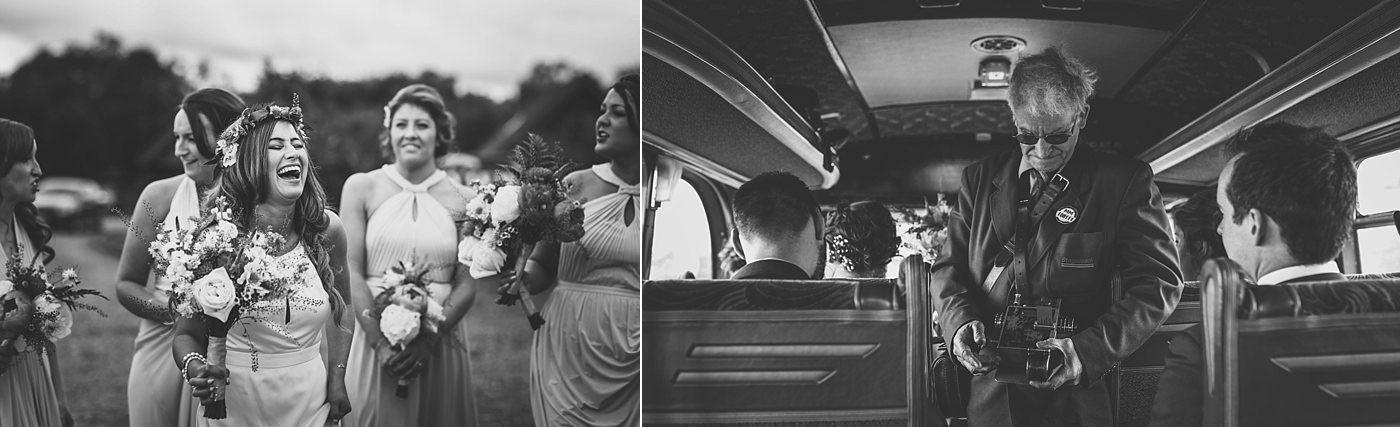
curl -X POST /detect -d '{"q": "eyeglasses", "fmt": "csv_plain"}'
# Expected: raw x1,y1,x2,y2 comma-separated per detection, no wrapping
1014,129,1075,145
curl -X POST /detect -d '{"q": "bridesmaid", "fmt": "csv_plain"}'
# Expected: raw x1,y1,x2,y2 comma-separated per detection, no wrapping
115,88,244,427
0,118,70,427
341,84,478,426
175,101,352,426
514,75,641,426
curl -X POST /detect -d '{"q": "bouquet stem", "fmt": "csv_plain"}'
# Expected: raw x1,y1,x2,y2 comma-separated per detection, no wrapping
508,242,544,330
393,343,410,398
204,336,228,419
201,312,236,420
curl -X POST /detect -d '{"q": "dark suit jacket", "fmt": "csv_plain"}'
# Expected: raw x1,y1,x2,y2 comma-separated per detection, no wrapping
1147,271,1346,427
930,147,1183,426
731,259,811,280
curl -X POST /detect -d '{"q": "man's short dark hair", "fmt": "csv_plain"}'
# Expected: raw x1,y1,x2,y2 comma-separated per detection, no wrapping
734,172,820,243
1223,122,1357,264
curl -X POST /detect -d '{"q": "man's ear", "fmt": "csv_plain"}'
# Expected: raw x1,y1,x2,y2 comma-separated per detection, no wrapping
1077,105,1091,130
1248,208,1267,247
730,230,746,260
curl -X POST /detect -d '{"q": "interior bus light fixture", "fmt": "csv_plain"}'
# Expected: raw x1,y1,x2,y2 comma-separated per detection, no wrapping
1042,0,1084,11
917,0,960,8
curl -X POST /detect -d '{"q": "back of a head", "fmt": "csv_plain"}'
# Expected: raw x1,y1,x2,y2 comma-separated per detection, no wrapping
734,172,818,244
1224,122,1357,264
1007,47,1098,119
825,201,900,273
182,88,247,160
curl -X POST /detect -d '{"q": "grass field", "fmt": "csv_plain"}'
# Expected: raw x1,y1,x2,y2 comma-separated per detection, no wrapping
52,223,536,426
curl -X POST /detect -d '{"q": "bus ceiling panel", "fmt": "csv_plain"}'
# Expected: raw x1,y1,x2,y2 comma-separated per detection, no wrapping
1140,1,1400,177
642,54,839,190
827,18,1170,108
644,1,840,190
662,0,875,141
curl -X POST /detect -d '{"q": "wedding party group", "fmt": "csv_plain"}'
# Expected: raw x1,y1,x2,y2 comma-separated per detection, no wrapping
0,75,640,426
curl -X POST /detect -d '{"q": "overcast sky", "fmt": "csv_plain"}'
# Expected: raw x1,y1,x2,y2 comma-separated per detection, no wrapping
0,0,639,100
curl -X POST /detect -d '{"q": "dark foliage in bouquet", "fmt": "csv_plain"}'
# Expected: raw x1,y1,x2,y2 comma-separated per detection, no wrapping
0,253,105,353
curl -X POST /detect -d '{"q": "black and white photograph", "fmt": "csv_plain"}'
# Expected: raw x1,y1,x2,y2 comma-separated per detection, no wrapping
0,0,639,426
639,0,1400,426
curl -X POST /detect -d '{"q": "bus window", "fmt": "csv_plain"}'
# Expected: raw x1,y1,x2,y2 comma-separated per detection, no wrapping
1356,149,1400,274
1357,149,1400,215
650,178,714,279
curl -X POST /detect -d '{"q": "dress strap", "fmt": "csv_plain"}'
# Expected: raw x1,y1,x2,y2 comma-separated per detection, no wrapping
591,163,639,197
381,164,448,194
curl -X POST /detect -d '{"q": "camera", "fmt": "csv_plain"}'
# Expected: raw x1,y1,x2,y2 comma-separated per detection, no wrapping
988,294,1076,384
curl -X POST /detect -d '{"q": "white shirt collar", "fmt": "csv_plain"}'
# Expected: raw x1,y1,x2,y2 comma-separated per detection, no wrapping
1256,262,1341,285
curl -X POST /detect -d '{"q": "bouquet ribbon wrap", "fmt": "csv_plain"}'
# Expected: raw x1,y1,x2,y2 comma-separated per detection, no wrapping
393,344,410,398
201,309,237,419
497,242,545,330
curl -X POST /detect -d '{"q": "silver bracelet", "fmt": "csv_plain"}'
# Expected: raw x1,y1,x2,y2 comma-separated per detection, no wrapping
181,352,208,383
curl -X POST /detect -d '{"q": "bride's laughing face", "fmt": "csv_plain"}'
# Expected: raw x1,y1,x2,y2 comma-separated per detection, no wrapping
265,121,307,205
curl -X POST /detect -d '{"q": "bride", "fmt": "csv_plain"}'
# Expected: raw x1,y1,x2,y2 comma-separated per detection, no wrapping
171,100,353,426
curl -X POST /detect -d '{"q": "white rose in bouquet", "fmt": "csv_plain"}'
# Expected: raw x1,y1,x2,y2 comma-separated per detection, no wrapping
468,244,508,279
0,279,13,296
491,185,522,224
425,298,445,323
39,297,73,342
382,271,406,288
379,304,421,347
192,267,237,322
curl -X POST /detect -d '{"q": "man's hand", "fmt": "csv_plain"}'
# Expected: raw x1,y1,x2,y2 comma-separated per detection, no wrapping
1030,337,1083,390
952,320,997,375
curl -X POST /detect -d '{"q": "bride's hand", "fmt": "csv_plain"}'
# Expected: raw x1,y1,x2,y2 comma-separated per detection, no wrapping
326,378,351,424
186,360,230,405
385,330,439,379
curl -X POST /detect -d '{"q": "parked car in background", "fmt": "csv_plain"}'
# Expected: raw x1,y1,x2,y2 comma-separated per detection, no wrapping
35,176,114,231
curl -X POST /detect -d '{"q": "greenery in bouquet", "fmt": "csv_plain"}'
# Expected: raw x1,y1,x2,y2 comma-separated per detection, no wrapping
0,255,105,352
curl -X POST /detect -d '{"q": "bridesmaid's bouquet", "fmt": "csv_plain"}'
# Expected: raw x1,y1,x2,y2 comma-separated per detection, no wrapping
895,196,954,264
366,258,446,398
457,133,585,330
0,258,104,357
148,196,309,419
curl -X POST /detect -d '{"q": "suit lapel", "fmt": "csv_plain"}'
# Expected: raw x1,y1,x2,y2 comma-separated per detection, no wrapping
1028,149,1092,271
988,156,1018,248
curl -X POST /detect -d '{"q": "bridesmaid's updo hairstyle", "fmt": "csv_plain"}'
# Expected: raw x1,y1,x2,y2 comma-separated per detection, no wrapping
0,119,54,265
824,201,900,274
381,84,456,161
180,88,247,160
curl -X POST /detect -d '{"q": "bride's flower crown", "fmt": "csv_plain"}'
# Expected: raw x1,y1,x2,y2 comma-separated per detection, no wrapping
213,94,307,168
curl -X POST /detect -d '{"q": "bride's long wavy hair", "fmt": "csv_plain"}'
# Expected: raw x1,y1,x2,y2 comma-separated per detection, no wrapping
206,116,345,327
0,119,54,266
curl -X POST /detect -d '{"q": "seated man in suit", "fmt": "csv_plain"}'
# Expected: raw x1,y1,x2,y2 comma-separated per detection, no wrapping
1149,121,1357,427
729,171,826,280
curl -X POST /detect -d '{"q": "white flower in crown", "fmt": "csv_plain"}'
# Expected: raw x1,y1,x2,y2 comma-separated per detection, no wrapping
382,105,393,128
216,139,238,168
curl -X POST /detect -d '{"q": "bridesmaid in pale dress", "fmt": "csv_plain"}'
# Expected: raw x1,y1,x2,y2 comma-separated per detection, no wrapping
174,103,352,426
0,118,71,427
115,88,244,427
341,84,478,426
512,75,641,426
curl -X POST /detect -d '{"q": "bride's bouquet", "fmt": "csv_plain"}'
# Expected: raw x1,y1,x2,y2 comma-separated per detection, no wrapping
149,196,308,419
895,195,954,264
458,133,585,330
0,257,104,359
366,258,446,398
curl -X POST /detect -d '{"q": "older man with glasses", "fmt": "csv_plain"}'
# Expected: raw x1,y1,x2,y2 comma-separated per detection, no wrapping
929,47,1183,426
